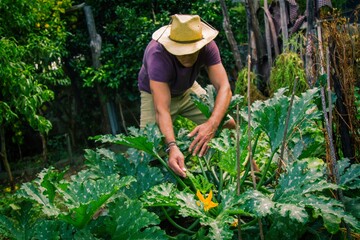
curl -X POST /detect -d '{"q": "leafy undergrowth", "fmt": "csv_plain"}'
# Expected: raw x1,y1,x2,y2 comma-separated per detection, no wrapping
1,87,359,239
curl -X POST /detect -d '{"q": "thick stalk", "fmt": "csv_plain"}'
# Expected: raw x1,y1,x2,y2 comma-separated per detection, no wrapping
263,7,280,57
197,156,208,180
161,207,196,235
257,150,276,189
217,167,224,202
154,153,187,189
277,76,298,176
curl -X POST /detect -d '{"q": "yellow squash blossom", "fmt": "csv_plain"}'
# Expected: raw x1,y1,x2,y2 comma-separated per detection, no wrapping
231,218,238,227
196,190,218,211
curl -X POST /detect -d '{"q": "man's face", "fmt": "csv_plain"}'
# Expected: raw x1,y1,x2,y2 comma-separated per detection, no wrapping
175,51,199,67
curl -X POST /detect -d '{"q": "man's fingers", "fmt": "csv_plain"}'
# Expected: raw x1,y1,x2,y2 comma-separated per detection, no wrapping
168,161,186,177
199,144,209,157
190,137,208,156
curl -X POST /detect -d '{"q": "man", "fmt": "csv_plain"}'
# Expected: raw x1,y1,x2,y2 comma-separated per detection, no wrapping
138,14,235,177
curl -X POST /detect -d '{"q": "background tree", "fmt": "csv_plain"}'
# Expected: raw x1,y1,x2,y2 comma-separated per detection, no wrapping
0,0,72,186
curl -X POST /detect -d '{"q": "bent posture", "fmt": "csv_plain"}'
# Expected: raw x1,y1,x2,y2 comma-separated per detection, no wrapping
138,14,235,177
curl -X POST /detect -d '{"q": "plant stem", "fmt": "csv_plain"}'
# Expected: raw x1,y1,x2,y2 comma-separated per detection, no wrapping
187,219,200,231
197,156,208,181
217,167,224,202
257,150,276,189
161,207,196,235
277,76,298,176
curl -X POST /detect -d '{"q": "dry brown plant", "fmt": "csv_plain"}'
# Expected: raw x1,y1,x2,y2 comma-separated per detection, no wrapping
321,10,360,163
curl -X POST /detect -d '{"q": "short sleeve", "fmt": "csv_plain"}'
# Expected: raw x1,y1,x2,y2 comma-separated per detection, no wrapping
145,44,174,83
202,40,221,66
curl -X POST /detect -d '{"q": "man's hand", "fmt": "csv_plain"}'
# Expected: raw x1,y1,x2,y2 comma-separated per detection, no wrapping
167,145,187,177
188,120,217,157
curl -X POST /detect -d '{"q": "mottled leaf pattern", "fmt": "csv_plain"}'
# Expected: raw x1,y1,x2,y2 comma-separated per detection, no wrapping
249,88,321,153
210,128,248,176
106,197,167,239
141,183,180,207
242,160,360,234
338,158,360,190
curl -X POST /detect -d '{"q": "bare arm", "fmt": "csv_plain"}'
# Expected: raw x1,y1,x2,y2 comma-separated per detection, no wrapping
188,63,234,156
150,80,187,177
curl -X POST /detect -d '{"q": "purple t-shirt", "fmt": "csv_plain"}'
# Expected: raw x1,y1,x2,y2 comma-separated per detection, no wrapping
138,40,221,96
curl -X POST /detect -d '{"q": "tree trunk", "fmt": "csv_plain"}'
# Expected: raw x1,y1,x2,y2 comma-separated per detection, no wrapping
263,0,273,72
84,6,111,133
219,0,243,72
263,5,280,57
0,125,14,189
278,0,288,45
246,0,268,94
40,133,48,165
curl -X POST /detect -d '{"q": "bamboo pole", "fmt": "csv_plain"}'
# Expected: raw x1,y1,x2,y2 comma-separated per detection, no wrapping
236,101,242,240
246,55,264,240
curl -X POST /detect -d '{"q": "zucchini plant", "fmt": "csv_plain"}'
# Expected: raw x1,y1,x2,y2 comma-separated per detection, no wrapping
1,87,359,239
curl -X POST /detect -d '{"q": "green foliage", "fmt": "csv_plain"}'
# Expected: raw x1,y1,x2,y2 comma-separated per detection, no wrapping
270,51,308,96
104,197,168,239
2,87,360,239
241,159,360,238
16,166,135,230
0,0,71,141
247,88,322,154
191,84,244,135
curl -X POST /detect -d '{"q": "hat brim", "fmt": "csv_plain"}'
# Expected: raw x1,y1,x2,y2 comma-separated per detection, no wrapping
152,22,219,56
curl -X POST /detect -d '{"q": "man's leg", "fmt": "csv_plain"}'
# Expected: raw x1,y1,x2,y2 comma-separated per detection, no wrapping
140,91,181,128
178,82,208,125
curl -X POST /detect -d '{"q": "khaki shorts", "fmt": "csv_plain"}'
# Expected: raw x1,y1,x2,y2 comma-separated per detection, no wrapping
140,81,208,128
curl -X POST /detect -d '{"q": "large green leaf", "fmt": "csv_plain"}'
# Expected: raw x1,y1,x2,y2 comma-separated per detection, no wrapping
92,124,163,158
241,190,274,217
141,183,180,208
273,161,338,201
31,219,64,240
57,171,135,228
338,158,360,190
0,201,40,240
84,148,120,176
241,160,360,235
248,88,321,153
17,167,64,216
210,128,249,176
105,197,168,239
84,148,164,199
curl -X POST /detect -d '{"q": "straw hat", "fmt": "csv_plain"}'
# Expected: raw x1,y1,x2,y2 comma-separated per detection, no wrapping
152,14,219,56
